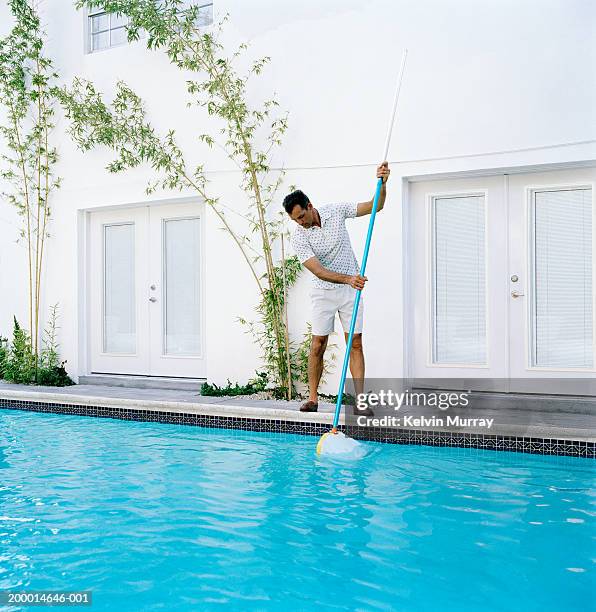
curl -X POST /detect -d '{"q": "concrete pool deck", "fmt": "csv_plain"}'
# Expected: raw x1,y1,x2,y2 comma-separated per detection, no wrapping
0,380,595,444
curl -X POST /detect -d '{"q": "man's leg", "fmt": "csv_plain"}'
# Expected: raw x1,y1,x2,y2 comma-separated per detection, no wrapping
302,287,336,412
344,332,364,398
337,286,372,414
308,334,329,403
343,332,373,415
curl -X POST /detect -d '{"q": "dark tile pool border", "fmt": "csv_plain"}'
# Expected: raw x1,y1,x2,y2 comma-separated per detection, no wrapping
1,398,594,458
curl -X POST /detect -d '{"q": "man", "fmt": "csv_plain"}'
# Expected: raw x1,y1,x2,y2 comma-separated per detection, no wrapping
284,162,390,414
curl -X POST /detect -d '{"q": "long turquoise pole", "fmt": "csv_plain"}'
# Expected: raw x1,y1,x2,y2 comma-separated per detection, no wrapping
331,50,408,432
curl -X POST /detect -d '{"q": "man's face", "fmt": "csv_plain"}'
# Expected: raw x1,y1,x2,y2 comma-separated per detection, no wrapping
289,203,315,228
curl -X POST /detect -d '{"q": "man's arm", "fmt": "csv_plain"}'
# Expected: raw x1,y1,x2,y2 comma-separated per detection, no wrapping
356,161,390,217
303,257,367,290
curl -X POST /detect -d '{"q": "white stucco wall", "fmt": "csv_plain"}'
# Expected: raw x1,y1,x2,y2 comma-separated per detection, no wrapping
0,0,595,389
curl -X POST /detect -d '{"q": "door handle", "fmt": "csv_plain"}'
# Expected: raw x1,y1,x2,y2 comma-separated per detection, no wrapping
511,290,525,298
149,297,157,302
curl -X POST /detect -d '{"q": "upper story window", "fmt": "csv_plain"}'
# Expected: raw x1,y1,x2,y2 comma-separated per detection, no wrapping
88,10,129,52
87,3,213,53
169,1,214,27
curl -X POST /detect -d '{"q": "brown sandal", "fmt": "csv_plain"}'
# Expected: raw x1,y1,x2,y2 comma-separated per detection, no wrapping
300,401,319,413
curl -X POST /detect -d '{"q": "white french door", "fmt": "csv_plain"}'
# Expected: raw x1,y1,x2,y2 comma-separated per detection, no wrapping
88,202,205,377
508,168,594,392
409,167,595,393
410,176,508,390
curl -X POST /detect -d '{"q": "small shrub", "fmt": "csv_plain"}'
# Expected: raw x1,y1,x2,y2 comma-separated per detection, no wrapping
318,392,356,406
200,371,268,397
37,304,75,386
36,361,74,386
3,317,37,384
1,306,74,387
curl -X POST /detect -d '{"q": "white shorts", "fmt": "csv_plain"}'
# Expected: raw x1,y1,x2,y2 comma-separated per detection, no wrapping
310,285,364,337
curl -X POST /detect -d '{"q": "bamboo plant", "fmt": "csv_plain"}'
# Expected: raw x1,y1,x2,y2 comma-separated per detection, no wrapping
59,0,304,396
0,0,61,362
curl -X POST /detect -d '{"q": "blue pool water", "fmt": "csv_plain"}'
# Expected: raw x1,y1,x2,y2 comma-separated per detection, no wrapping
0,408,594,611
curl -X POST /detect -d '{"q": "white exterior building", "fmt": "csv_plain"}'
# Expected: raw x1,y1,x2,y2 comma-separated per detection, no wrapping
0,0,594,393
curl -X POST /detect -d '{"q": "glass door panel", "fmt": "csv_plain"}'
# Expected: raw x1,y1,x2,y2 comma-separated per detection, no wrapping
103,223,136,354
530,188,593,368
163,217,201,356
431,195,487,365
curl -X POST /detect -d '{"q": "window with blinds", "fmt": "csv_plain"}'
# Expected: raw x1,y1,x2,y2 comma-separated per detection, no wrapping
431,194,487,365
530,188,593,368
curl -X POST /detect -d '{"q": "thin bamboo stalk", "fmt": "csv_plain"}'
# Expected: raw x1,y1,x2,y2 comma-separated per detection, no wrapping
34,57,43,359
180,25,288,387
280,232,292,400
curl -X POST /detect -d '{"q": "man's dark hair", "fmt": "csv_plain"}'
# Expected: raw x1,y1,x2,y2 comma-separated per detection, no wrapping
283,189,310,215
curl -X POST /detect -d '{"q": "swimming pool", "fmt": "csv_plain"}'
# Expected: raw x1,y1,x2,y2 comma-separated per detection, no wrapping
1,408,593,610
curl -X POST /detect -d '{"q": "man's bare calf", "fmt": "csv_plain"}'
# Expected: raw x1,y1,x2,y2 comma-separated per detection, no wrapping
300,333,370,414
308,335,329,404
